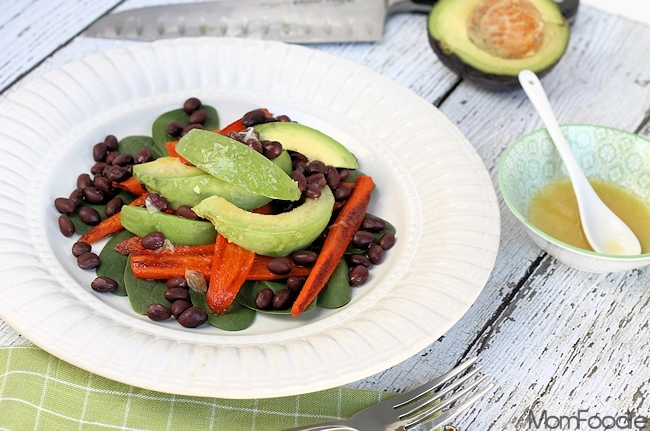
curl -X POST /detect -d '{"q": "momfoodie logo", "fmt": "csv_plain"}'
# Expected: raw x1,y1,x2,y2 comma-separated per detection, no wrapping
527,409,649,429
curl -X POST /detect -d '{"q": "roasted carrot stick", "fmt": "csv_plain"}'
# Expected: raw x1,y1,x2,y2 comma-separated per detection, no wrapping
78,193,150,244
113,176,147,196
291,175,374,317
128,249,311,280
206,234,256,315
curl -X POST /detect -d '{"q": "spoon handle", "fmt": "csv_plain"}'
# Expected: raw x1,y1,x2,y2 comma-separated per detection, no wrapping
517,70,589,187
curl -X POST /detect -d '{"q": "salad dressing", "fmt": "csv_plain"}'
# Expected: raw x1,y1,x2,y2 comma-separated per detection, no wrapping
528,178,650,253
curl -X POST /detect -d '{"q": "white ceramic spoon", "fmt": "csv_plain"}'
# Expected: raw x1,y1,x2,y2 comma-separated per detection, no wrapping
518,69,641,256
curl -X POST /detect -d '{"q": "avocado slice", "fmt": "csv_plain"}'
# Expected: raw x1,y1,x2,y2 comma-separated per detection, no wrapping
120,205,217,245
192,186,335,257
428,0,570,91
254,122,358,169
133,155,292,211
175,129,301,201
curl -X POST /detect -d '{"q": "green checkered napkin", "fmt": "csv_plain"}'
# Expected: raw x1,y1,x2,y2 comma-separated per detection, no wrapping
0,346,394,431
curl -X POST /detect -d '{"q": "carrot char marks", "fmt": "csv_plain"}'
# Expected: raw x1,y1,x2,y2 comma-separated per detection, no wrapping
291,175,375,317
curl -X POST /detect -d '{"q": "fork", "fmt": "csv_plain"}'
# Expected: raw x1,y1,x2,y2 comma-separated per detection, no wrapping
283,357,493,431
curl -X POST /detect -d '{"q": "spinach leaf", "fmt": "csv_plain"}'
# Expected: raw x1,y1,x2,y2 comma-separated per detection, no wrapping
123,256,170,314
151,105,220,156
97,230,134,297
118,135,164,159
317,260,351,309
190,289,255,331
237,280,317,314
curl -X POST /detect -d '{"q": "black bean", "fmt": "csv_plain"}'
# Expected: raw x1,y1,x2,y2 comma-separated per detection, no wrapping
78,207,101,225
164,287,191,303
141,232,165,250
304,183,322,199
291,170,307,192
176,205,198,220
306,160,327,174
262,141,282,159
82,187,104,205
105,197,124,217
178,307,208,328
291,250,318,267
72,241,92,257
338,168,350,181
104,135,119,151
241,109,268,127
333,185,352,201
306,173,327,189
54,197,76,215
272,289,291,310
58,215,75,237
349,254,372,267
276,114,291,122
183,97,202,115
255,287,274,309
91,162,108,176
77,173,92,190
93,142,108,162
325,166,340,188
380,232,396,250
147,303,172,321
352,231,375,248
367,243,384,264
77,252,101,270
171,300,193,318
267,257,292,275
167,121,185,137
69,189,84,206
91,276,118,293
293,160,307,174
349,265,369,286
362,216,386,232
166,275,188,290
111,153,134,167
181,123,203,136
105,151,118,164
188,109,208,125
147,194,169,211
135,148,153,164
286,276,306,292
104,165,130,182
93,176,115,196
246,139,263,153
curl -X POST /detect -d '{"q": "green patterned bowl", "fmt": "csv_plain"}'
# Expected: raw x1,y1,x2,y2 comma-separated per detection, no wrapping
499,124,650,273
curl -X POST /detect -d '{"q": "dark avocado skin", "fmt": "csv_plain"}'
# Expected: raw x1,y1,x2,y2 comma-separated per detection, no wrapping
428,33,558,92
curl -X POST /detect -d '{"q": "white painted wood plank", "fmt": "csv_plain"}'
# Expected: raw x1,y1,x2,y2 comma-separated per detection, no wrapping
0,0,121,91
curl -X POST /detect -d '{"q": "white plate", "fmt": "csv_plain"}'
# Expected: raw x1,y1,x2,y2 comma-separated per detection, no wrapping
0,38,500,398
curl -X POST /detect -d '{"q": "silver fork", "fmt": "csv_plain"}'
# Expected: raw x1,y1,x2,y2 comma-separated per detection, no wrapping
284,357,493,431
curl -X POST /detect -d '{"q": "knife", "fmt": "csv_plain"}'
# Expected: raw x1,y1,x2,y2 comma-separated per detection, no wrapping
84,0,579,44
84,0,436,44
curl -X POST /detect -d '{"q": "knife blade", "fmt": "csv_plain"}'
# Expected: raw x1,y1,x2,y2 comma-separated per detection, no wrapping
84,0,436,44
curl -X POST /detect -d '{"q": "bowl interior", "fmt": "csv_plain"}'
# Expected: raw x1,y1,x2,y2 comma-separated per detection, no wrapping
499,124,650,250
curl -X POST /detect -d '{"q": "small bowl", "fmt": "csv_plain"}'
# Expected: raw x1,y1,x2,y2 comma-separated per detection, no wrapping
499,124,650,273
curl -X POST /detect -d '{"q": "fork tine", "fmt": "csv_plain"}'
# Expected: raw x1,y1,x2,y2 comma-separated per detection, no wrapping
396,366,483,418
391,356,478,409
407,381,495,430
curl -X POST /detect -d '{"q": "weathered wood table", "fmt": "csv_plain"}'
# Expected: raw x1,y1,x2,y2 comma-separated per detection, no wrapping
2,1,650,429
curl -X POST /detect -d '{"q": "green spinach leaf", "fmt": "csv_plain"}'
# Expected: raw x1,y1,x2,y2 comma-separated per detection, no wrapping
97,230,134,297
190,290,255,331
118,135,164,159
317,260,351,308
151,105,219,156
123,256,170,314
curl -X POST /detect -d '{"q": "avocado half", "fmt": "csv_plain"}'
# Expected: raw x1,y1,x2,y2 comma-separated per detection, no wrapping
428,0,570,91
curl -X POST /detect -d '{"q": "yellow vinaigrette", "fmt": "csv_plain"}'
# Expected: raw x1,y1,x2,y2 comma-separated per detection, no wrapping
528,178,650,253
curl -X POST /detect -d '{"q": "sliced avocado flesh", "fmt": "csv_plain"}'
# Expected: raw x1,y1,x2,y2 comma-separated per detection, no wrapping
175,129,301,201
120,205,217,245
428,0,569,89
192,186,335,257
254,122,358,169
133,155,291,211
